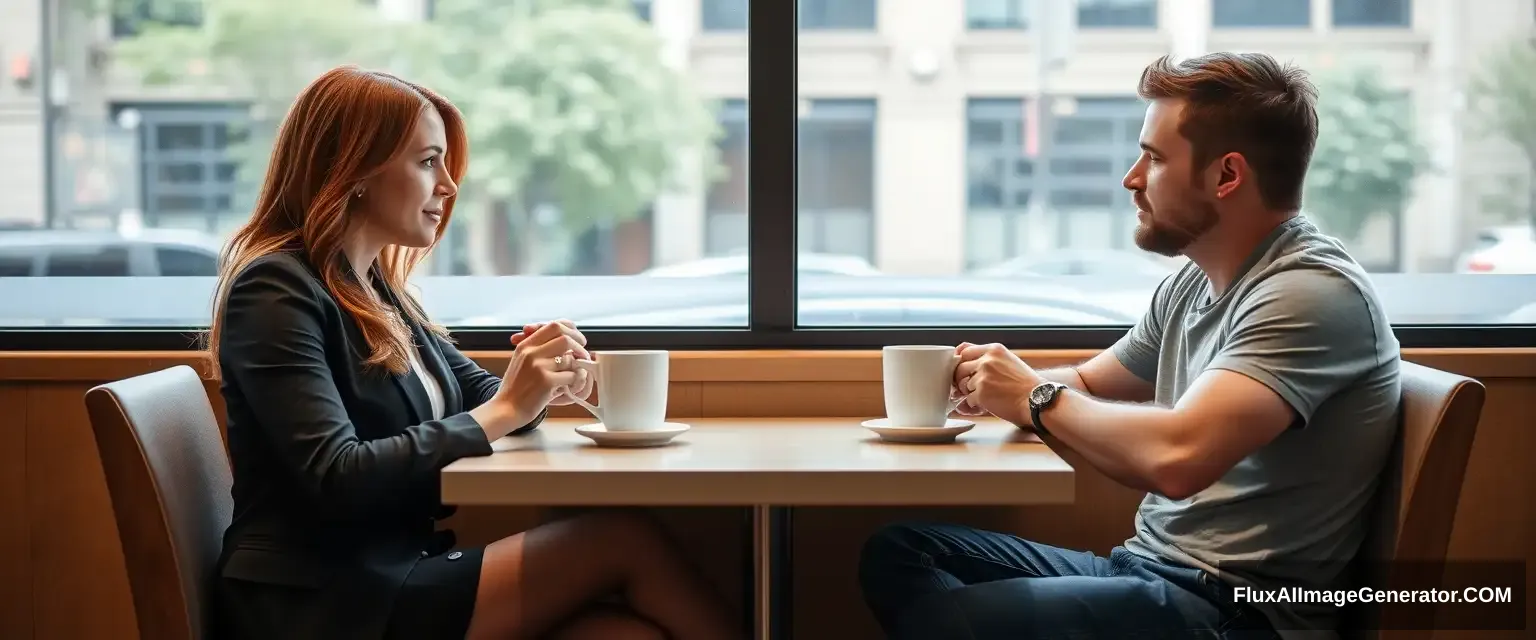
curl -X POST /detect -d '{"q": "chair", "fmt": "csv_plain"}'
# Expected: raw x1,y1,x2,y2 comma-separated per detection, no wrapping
86,365,232,640
1344,360,1486,639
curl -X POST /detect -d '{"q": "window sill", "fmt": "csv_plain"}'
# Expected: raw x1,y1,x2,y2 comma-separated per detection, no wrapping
2,347,1532,383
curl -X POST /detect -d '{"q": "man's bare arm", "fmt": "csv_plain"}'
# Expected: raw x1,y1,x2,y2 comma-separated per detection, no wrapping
1031,349,1156,414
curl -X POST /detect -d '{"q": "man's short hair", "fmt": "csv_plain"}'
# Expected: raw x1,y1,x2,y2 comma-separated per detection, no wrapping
1137,52,1319,211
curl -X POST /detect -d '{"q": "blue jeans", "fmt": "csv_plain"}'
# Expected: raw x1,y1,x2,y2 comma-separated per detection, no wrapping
858,521,1281,639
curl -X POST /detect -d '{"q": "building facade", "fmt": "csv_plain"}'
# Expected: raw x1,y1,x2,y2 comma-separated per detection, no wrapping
8,0,1534,275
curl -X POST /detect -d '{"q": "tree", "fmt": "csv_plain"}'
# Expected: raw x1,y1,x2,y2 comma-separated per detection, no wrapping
1303,65,1429,245
413,0,721,273
105,0,721,274
1467,36,1536,228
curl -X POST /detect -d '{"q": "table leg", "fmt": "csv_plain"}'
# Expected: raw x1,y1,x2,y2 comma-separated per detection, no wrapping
752,505,793,640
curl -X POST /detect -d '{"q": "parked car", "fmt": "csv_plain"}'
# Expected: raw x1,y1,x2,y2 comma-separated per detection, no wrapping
639,252,881,277
971,248,1182,278
0,229,224,277
1456,225,1536,274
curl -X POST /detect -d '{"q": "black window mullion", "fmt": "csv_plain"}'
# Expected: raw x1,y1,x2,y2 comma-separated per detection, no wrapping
748,0,797,334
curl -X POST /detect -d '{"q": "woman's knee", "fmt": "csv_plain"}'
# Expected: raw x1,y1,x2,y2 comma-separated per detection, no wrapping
569,509,674,552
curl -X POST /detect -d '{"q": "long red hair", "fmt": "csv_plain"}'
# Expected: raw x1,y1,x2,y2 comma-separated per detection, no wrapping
205,65,469,379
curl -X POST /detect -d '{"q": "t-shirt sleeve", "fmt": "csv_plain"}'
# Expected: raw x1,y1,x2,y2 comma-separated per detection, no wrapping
1111,272,1176,383
1205,269,1386,426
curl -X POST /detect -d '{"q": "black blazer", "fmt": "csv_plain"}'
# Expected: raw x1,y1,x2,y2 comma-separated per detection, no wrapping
211,250,542,640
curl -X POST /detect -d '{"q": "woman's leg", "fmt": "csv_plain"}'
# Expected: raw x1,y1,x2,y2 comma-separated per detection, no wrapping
463,509,741,640
546,605,666,640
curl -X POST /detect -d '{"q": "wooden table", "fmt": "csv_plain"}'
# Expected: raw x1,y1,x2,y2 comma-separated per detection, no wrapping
441,417,1075,640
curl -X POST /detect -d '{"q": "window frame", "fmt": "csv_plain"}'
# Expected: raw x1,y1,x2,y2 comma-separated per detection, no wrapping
5,0,1529,351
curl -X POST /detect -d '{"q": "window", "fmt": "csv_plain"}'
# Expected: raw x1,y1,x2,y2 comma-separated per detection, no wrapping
967,0,1156,30
702,0,748,30
6,1,1533,349
798,100,877,262
967,0,1027,29
1078,0,1157,28
1213,0,1311,27
1333,0,1410,27
798,0,877,30
116,104,250,234
44,247,131,277
112,0,203,38
705,100,749,256
155,247,219,276
703,0,876,31
633,0,653,22
965,98,1147,271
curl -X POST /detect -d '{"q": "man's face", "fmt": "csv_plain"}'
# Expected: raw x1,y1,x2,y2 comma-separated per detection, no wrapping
1122,99,1219,257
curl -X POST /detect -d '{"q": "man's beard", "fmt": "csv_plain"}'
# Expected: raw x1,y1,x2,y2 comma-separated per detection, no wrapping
1133,195,1218,257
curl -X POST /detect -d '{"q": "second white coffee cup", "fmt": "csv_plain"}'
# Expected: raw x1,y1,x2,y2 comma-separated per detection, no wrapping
567,350,670,431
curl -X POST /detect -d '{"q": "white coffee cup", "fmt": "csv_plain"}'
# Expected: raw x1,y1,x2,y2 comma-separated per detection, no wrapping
882,345,965,427
566,350,670,431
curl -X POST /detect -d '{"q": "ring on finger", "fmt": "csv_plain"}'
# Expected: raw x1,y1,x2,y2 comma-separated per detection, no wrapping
553,355,566,369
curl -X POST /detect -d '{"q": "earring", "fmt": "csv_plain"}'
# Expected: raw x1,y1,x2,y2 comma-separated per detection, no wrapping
354,190,364,198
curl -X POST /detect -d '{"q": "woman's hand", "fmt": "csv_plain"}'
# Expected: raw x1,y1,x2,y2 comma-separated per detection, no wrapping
510,321,592,406
483,320,590,430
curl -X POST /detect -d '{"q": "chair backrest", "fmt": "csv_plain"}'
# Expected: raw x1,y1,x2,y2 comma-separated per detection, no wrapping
1346,360,1486,638
85,365,233,640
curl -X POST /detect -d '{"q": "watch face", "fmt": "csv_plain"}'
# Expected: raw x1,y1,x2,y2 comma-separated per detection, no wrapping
1030,383,1055,407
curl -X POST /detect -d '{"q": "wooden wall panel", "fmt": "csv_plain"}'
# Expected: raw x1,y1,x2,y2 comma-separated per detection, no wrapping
25,383,137,640
0,350,1531,640
0,385,31,640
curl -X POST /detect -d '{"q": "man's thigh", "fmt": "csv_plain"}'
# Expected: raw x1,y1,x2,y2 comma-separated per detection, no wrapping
862,521,1113,587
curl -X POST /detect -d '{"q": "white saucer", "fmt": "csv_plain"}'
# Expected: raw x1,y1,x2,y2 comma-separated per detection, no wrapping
861,418,975,444
575,422,690,448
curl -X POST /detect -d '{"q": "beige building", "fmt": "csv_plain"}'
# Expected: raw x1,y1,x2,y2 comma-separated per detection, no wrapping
7,0,1534,275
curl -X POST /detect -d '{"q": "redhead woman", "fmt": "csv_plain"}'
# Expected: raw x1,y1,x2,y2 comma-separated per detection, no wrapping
205,66,740,640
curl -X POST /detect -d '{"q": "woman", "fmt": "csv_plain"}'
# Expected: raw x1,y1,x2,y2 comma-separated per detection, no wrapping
205,65,739,640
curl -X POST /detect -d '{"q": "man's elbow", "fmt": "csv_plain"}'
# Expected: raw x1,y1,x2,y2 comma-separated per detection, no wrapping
1148,452,1219,501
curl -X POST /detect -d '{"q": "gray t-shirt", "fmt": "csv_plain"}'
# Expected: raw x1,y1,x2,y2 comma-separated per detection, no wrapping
1112,215,1401,635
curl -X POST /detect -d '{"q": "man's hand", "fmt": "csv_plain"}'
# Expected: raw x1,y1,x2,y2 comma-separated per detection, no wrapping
954,342,1044,426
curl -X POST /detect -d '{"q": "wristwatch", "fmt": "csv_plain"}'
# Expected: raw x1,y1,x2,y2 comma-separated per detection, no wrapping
1028,382,1069,435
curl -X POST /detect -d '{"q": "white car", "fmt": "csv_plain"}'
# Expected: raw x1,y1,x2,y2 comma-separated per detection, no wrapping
1457,225,1536,274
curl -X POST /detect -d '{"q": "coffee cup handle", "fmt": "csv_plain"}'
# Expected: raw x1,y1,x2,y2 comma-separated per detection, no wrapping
564,359,603,423
946,353,966,415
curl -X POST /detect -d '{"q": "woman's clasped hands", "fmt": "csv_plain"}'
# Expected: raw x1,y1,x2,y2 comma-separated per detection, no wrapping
508,319,594,407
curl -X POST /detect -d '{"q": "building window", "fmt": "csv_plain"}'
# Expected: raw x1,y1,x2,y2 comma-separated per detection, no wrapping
702,0,748,30
702,0,877,31
799,100,877,261
967,0,1155,29
965,97,1145,268
112,0,203,38
1333,0,1410,27
1078,0,1157,28
705,100,749,256
967,0,1027,29
116,105,249,233
800,0,877,29
1213,0,1311,27
633,0,653,21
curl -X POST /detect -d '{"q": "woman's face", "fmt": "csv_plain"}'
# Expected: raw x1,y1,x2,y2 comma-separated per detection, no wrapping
353,107,457,249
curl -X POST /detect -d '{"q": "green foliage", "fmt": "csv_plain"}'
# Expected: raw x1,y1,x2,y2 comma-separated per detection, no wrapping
109,0,721,238
1303,65,1429,242
1467,36,1536,224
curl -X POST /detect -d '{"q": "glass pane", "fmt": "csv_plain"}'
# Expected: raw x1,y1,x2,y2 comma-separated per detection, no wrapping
1213,0,1312,27
12,0,747,328
794,1,1536,328
1333,0,1411,27
967,0,1028,29
1078,0,1158,28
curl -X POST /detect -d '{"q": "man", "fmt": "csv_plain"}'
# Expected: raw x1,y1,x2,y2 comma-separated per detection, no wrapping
858,52,1401,639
